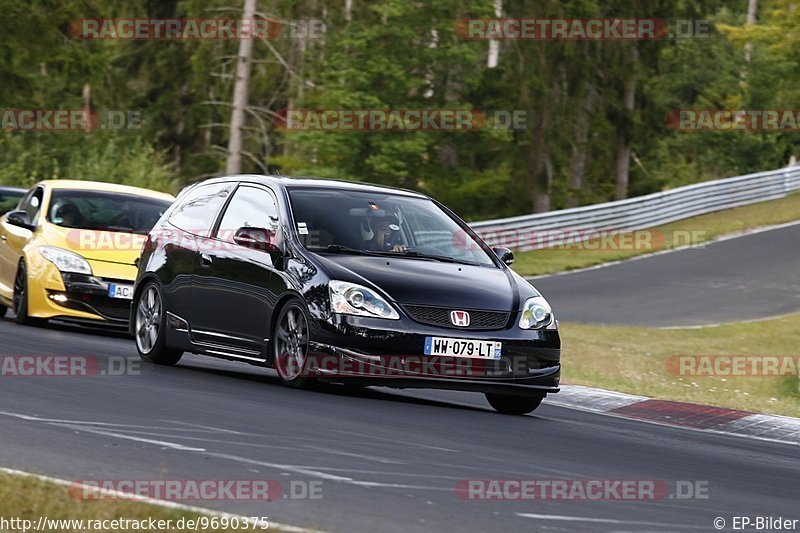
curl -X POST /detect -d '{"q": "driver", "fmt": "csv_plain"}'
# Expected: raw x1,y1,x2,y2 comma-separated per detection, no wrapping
361,213,406,252
53,202,84,228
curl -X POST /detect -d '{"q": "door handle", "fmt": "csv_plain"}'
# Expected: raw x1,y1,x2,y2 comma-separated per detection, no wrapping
200,253,213,266
0,235,6,243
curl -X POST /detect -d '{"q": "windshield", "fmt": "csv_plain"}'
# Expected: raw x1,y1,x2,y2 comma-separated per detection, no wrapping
47,190,172,234
0,189,23,215
288,187,496,266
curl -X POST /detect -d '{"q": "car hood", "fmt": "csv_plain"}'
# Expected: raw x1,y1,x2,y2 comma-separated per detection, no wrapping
315,254,526,311
44,224,146,266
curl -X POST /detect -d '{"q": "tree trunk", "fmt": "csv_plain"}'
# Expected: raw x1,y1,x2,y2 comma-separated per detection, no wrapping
82,83,91,132
743,0,758,64
487,0,502,68
614,45,638,201
529,78,558,213
226,0,258,175
566,83,596,207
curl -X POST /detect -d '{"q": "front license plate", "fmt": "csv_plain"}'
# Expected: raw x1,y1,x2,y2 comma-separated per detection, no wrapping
424,337,502,359
107,283,134,300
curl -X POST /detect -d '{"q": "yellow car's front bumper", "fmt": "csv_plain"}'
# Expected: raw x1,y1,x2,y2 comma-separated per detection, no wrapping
26,255,138,325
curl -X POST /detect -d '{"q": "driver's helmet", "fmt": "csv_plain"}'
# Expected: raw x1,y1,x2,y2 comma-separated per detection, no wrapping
360,210,400,240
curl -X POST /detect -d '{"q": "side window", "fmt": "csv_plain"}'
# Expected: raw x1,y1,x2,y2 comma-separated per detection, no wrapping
168,183,234,237
216,186,280,243
19,187,44,223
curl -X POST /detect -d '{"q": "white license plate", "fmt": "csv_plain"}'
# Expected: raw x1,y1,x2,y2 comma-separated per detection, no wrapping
107,283,134,300
424,337,502,359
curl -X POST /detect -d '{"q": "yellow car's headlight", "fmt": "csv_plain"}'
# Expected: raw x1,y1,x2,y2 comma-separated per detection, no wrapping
39,246,92,275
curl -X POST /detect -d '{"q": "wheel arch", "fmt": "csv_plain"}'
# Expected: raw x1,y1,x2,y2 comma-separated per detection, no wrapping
129,273,162,336
265,290,307,366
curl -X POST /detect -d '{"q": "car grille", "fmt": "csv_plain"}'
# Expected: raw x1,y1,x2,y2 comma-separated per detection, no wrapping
402,305,510,330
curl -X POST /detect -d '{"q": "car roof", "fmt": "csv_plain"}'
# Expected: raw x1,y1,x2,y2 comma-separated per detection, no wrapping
190,175,428,199
32,180,174,201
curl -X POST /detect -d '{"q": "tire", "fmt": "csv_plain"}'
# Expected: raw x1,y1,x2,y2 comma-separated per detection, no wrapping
134,281,183,366
13,262,47,327
485,392,545,415
0,304,6,319
272,298,316,389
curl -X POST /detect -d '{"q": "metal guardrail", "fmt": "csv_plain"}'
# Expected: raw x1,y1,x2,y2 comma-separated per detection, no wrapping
470,166,800,251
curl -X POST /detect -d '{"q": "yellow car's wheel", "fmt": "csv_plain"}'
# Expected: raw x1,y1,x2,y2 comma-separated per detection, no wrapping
0,304,6,319
13,262,47,327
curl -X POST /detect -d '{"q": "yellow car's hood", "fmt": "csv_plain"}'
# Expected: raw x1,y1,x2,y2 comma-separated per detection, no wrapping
44,224,147,266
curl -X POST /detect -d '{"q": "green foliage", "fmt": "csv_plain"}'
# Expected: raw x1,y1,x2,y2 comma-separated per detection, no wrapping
0,0,797,218
0,133,175,193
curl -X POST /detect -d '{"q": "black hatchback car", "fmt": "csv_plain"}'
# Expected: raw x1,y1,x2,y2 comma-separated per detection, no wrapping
131,176,560,414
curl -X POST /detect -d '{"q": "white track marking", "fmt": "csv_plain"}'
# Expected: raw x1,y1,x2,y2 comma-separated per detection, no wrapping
201,452,451,491
302,445,406,465
328,428,457,452
51,423,207,452
515,512,685,528
164,420,249,435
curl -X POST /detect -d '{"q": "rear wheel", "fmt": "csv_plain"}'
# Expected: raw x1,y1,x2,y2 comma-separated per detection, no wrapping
0,304,6,319
13,262,47,327
485,392,545,415
134,281,183,365
273,299,315,389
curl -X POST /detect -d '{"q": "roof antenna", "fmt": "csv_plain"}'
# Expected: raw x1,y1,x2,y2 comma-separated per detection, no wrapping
269,166,283,176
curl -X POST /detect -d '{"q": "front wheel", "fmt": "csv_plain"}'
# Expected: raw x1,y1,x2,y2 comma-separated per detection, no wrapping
0,304,7,319
13,262,47,327
485,392,545,415
273,299,316,389
134,281,183,365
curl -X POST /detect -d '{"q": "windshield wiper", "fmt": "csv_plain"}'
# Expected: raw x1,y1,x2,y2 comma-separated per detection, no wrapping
317,246,478,266
395,250,458,263
318,244,377,256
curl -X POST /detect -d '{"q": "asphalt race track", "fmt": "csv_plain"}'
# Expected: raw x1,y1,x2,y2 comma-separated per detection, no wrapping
531,222,800,327
1,321,799,532
1,223,799,532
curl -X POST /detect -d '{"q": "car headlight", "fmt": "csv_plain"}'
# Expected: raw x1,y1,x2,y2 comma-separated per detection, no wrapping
519,296,552,329
39,246,92,275
329,280,400,320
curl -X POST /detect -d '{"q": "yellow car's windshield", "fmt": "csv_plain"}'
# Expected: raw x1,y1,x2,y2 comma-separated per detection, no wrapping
47,190,171,235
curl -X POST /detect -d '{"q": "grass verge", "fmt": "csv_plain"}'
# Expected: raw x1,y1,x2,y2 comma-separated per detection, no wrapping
561,313,800,418
512,192,800,276
0,472,278,532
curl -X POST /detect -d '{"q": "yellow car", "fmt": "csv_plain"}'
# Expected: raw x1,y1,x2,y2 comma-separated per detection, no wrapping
0,181,174,327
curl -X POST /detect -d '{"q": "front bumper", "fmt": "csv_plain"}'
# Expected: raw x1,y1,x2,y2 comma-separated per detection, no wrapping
304,314,561,397
46,273,132,324
26,258,134,326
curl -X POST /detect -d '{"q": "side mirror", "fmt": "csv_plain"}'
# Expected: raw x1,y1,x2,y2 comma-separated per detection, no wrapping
493,246,514,266
5,210,35,231
233,227,280,254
